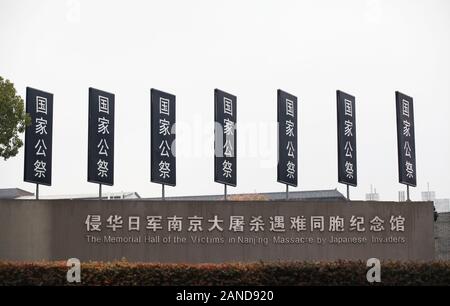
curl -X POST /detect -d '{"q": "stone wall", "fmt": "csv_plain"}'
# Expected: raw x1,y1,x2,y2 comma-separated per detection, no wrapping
435,212,450,260
0,200,435,263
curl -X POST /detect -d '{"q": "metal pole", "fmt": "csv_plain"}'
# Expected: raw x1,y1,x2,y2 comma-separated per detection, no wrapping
99,184,102,200
224,184,227,201
407,185,410,202
36,184,39,200
286,184,289,200
162,184,165,201
346,184,350,201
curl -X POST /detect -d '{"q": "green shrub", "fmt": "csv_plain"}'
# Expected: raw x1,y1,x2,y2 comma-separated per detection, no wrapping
0,260,448,286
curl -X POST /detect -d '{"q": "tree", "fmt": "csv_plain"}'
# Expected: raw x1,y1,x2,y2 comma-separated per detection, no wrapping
0,76,30,160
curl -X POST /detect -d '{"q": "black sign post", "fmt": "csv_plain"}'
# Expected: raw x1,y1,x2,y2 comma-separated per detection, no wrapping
214,89,237,200
151,89,176,199
336,90,357,200
88,88,115,199
395,91,416,201
277,90,298,200
24,87,54,199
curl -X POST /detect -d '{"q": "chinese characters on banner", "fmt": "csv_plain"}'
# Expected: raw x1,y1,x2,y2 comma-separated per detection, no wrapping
395,91,416,186
24,87,53,185
88,88,115,185
277,90,298,186
214,89,237,186
337,90,357,186
151,89,176,186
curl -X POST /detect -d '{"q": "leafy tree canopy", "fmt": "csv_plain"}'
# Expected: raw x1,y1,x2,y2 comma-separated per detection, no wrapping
0,76,30,160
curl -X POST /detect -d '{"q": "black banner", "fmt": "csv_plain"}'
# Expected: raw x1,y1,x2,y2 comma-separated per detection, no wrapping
396,91,416,187
337,90,357,186
277,89,298,187
151,89,176,186
87,88,115,185
24,87,53,185
214,89,237,186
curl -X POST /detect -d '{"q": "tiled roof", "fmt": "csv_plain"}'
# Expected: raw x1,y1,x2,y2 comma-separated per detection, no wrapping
0,188,34,199
142,189,346,201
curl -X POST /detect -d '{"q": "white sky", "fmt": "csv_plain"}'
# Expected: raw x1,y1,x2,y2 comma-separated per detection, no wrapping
0,0,449,201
